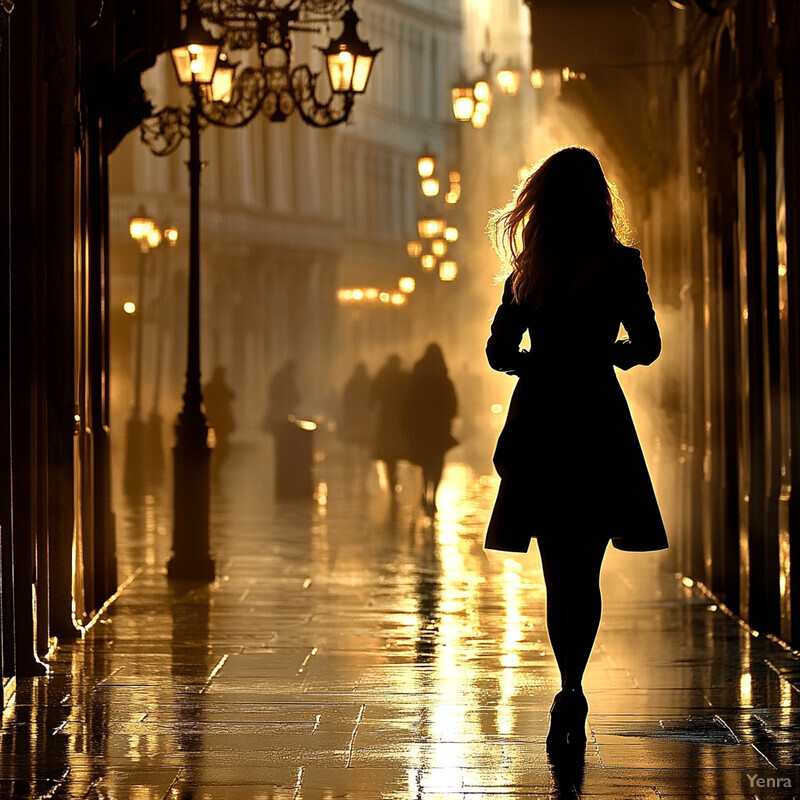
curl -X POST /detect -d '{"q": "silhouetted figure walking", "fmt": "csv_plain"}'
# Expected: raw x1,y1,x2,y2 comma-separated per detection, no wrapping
370,354,409,495
203,365,236,474
485,146,668,756
339,362,373,449
265,359,300,432
403,343,458,516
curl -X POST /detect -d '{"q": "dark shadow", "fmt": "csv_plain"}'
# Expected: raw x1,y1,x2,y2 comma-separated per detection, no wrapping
548,749,586,799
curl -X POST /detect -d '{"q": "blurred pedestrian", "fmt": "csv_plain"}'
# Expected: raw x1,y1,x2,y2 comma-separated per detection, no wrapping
203,365,236,473
370,354,409,495
338,362,373,478
403,343,458,515
485,146,668,755
265,358,300,433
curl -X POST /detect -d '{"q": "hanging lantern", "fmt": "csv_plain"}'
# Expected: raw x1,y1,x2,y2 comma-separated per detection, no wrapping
421,254,437,271
170,1,221,86
432,239,447,257
497,67,521,95
322,7,382,93
439,261,458,281
407,240,423,258
451,86,475,121
421,177,440,197
417,152,436,178
209,54,235,102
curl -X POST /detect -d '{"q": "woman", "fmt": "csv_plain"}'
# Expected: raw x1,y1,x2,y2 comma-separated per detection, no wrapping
485,147,668,755
404,343,458,516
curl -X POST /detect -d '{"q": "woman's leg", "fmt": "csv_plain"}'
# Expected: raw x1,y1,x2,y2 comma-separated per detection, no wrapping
536,535,609,688
426,452,445,511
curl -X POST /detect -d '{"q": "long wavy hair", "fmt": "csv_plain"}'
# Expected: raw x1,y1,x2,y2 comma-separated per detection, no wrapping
488,147,632,308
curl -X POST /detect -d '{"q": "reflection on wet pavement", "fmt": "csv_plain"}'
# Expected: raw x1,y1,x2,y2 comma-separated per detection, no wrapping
2,437,800,799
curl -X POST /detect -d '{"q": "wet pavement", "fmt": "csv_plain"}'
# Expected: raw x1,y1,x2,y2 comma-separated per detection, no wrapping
3,433,800,799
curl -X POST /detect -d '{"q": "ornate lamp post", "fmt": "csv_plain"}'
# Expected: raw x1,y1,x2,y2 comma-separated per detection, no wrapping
139,0,379,581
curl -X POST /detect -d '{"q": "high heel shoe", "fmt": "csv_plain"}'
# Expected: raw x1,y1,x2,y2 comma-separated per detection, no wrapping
546,688,588,754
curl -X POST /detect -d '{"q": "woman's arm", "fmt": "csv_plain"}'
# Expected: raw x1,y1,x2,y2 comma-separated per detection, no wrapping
485,278,531,375
611,252,661,370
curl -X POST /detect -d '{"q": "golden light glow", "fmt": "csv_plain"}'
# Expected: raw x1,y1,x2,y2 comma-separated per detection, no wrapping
562,67,571,82
421,177,440,197
165,226,179,245
530,69,544,89
123,301,136,315
497,68,520,95
449,171,460,183
129,215,154,241
681,576,694,587
471,103,489,129
147,228,162,249
398,276,416,293
740,672,752,705
337,288,352,302
439,260,457,281
209,58,234,103
444,227,458,242
778,263,787,276
417,154,435,178
351,288,364,300
432,239,447,257
364,287,379,300
417,218,446,238
491,403,503,414
379,292,390,303
451,87,475,121
473,80,491,103
390,292,406,306
445,183,461,204
171,41,220,86
421,254,436,271
407,240,423,258
327,50,354,92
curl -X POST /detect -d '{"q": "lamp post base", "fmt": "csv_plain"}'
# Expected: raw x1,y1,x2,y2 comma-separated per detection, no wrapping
168,407,215,582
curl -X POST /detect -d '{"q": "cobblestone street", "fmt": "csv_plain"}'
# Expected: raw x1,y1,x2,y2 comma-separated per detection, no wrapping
2,438,800,799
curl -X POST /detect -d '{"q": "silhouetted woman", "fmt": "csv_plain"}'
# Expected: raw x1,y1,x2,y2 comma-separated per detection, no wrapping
404,343,458,516
485,147,668,755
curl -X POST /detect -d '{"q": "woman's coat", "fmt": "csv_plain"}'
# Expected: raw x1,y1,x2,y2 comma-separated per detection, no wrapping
485,243,668,553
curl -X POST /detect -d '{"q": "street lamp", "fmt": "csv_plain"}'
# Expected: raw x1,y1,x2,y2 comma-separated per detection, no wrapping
124,207,156,497
321,6,381,94
139,0,380,582
161,0,221,582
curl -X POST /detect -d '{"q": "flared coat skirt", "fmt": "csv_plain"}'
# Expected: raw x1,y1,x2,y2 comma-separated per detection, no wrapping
485,366,668,553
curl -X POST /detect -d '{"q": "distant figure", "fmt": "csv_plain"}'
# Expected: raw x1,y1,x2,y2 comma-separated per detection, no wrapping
403,343,458,515
265,359,300,432
339,362,373,450
370,354,409,495
203,365,236,472
485,146,668,756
